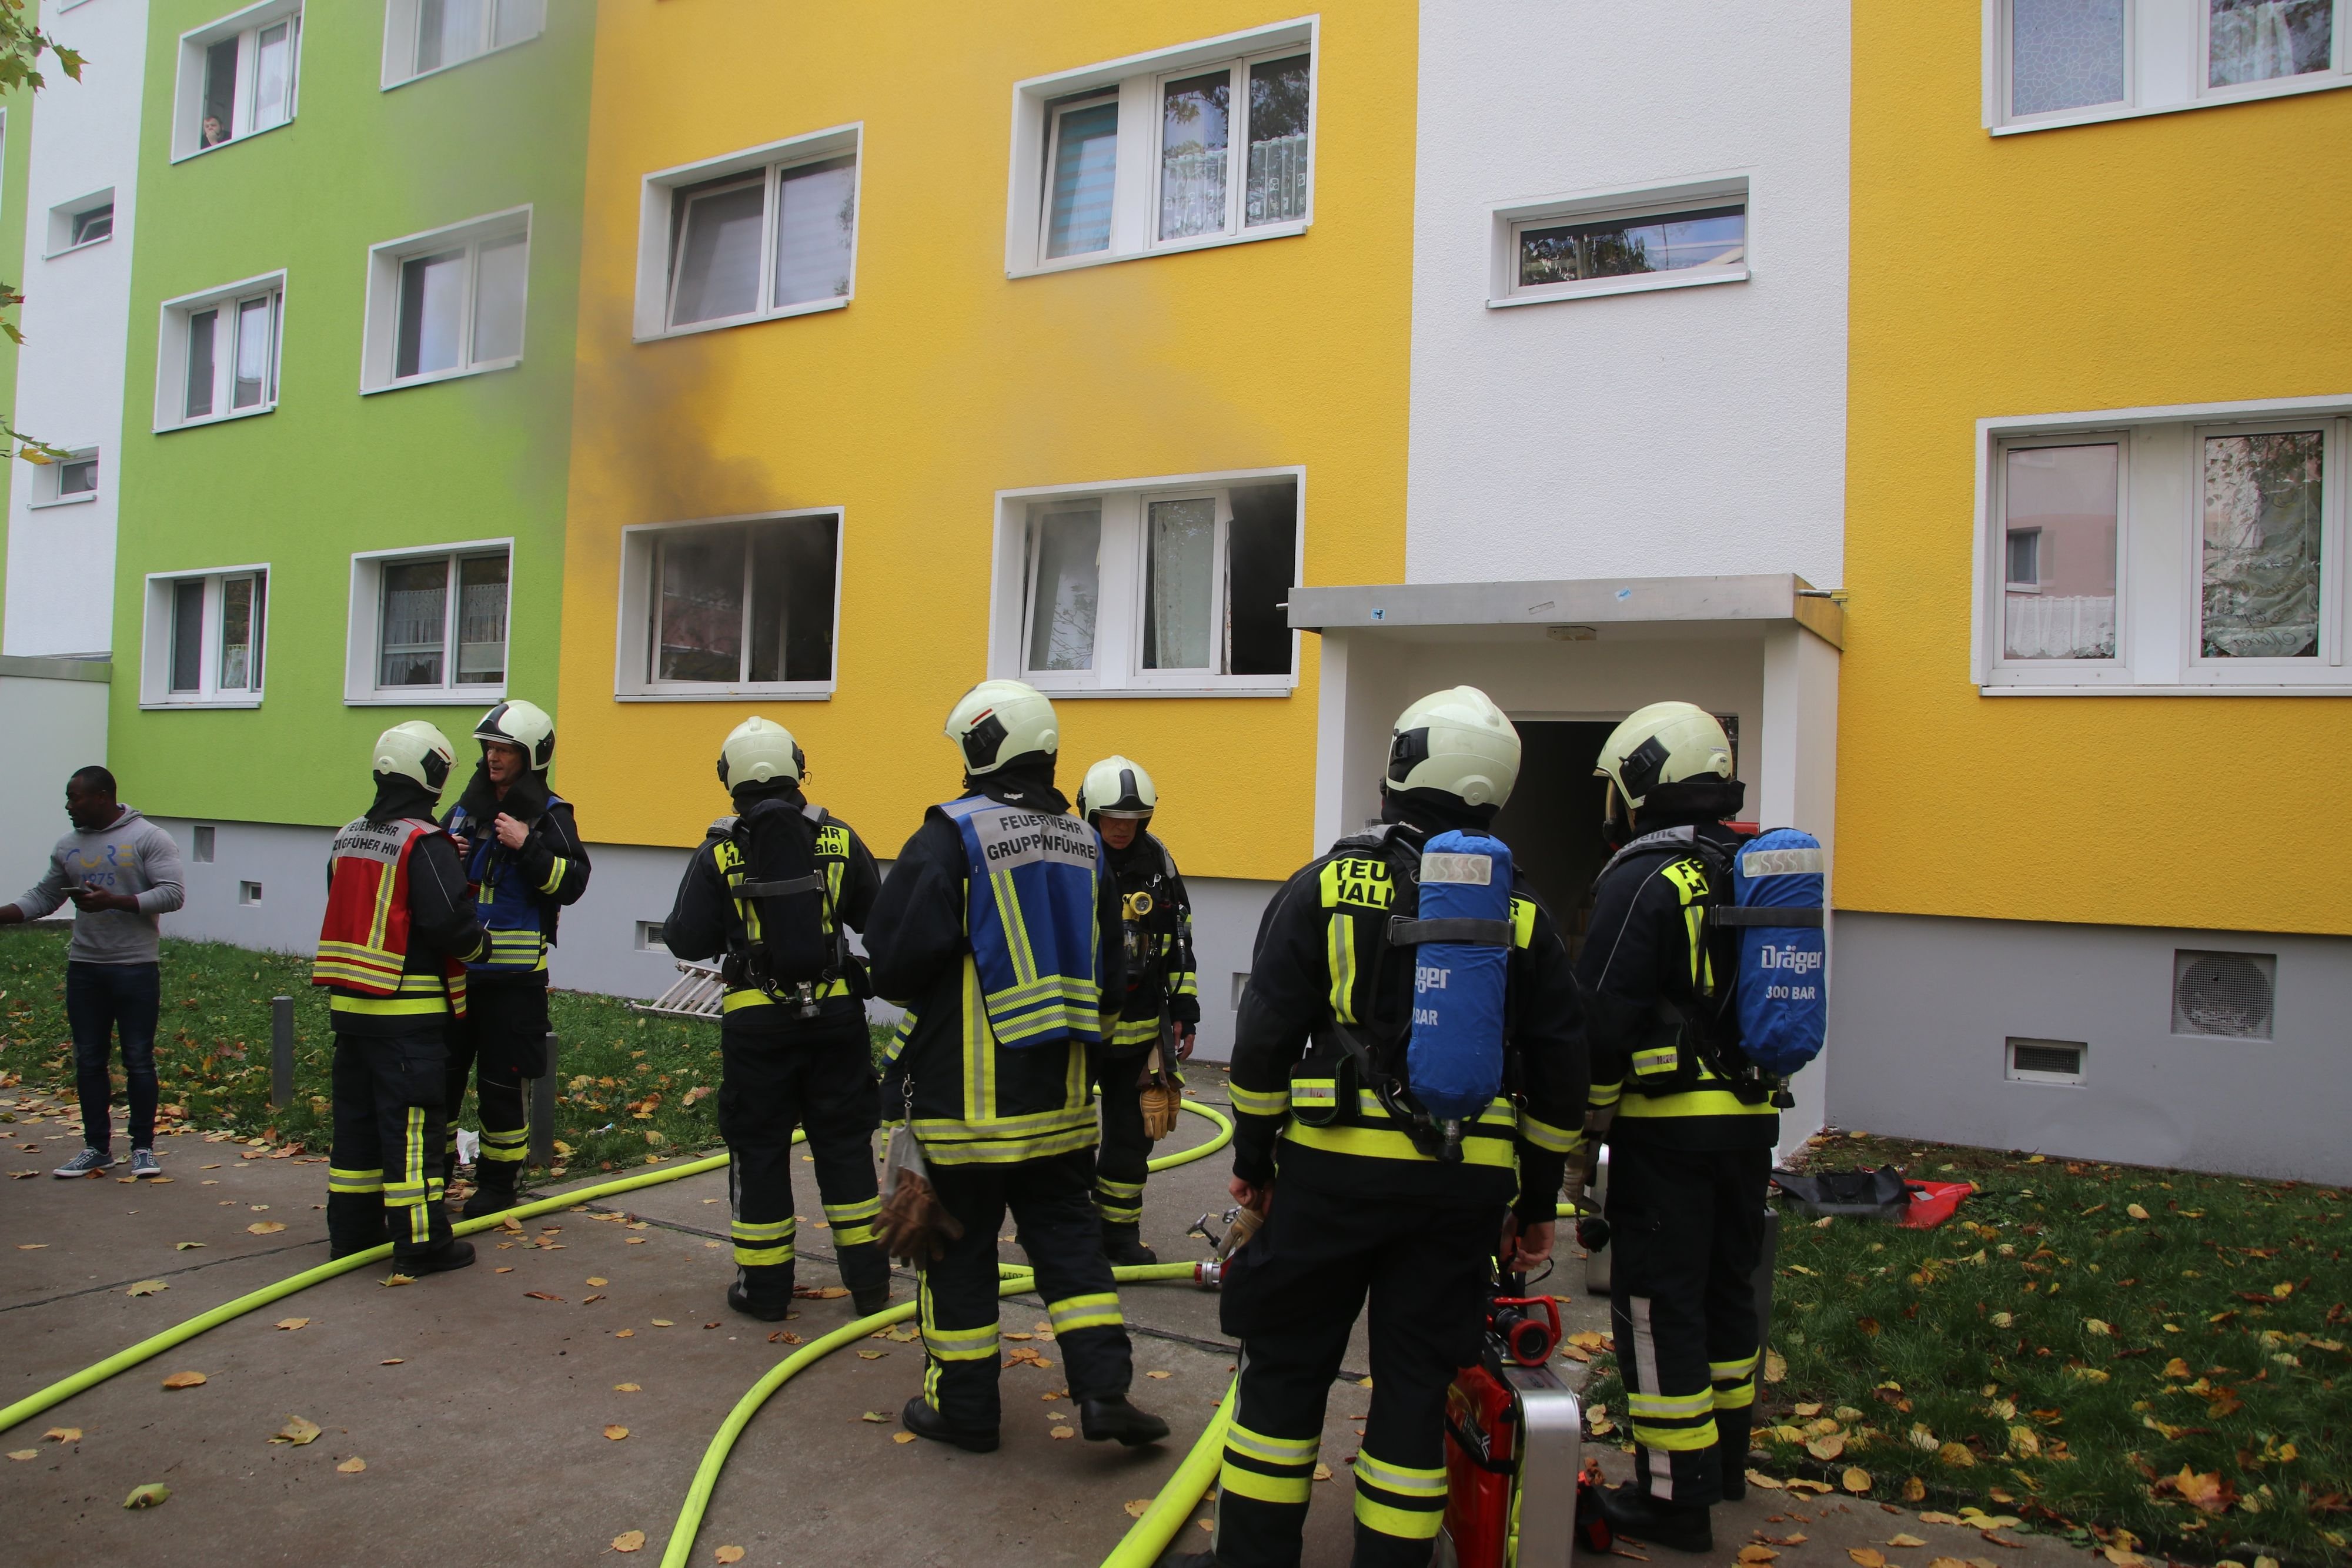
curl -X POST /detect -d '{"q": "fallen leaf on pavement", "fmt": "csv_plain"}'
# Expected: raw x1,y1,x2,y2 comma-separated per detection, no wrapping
587,1277,608,1287
1145,1369,1172,1379
44,1428,81,1443
338,1456,366,1474
1786,1478,1833,1495
274,1417,322,1446
615,1383,641,1392
615,1328,635,1338
126,1279,167,1296
612,1530,644,1552
715,1549,744,1566
1889,1534,1927,1548
247,1222,286,1235
17,1242,46,1250
1050,1426,1075,1439
1358,1376,1374,1388
767,1330,801,1344
892,1431,916,1444
1849,1551,1886,1568
1917,1512,1962,1525
275,1318,309,1331
1927,1560,1974,1568
857,1349,887,1360
161,1370,208,1390
380,1274,415,1288
8,1449,39,1461
604,1426,629,1441
1314,1463,1334,1481
652,1318,674,1327
122,1483,171,1509
174,1242,205,1250
1746,1470,1786,1490
524,1292,564,1302
380,1358,405,1366
1124,1499,1152,1519
1737,1547,1779,1564
859,1411,890,1422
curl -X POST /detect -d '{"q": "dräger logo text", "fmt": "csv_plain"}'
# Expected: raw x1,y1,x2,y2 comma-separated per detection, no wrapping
1758,944,1824,975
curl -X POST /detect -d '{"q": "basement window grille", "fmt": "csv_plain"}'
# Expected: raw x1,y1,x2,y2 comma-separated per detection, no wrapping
2005,1038,2086,1085
2171,949,2276,1039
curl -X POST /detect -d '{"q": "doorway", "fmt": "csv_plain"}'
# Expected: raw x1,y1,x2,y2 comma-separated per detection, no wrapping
1488,721,1616,962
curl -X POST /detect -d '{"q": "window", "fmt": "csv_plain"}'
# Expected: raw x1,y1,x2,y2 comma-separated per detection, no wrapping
49,190,114,255
1008,21,1315,275
382,0,546,88
1489,178,1750,307
362,209,529,390
344,542,511,704
156,273,285,430
174,2,302,159
192,825,217,863
992,472,1300,695
28,447,98,508
633,127,860,339
615,511,841,699
140,567,269,708
1977,400,2348,691
1989,0,2350,132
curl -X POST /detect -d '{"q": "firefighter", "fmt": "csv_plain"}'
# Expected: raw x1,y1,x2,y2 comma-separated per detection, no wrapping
1075,754,1198,1265
440,700,590,1217
866,680,1169,1453
663,717,891,1320
1199,687,1588,1568
314,721,490,1273
1579,701,1775,1555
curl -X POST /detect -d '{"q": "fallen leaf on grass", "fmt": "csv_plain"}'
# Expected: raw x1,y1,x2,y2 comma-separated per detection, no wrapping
1902,1476,1926,1502
891,1431,916,1444
275,1318,309,1331
2126,1203,2149,1220
8,1449,39,1461
122,1483,171,1509
273,1417,322,1446
2153,1465,2234,1514
160,1370,208,1390
604,1426,629,1441
44,1427,80,1443
1765,1350,1788,1383
1843,1467,1872,1494
1937,1443,1974,1467
1888,1534,1928,1548
246,1221,286,1235
1807,1434,1846,1460
126,1279,167,1296
611,1530,645,1552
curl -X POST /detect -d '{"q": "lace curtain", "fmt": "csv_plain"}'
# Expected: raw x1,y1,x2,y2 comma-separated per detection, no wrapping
2208,0,2333,86
2201,432,2321,658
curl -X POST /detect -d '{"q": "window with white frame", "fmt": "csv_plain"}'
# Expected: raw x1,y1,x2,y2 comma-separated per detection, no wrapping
615,512,840,698
29,447,99,508
1007,21,1315,276
141,567,268,708
382,0,546,88
1990,0,2348,132
993,474,1299,694
632,128,860,339
156,273,285,430
1979,402,2348,691
174,1,302,160
362,209,528,390
1490,178,1750,307
48,190,113,255
345,543,510,703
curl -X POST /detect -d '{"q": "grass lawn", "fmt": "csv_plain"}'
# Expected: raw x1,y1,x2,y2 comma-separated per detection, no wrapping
0,924,887,1181
1580,1130,2350,1566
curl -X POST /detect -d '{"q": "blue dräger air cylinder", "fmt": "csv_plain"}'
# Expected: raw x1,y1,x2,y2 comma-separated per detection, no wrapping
1405,831,1514,1124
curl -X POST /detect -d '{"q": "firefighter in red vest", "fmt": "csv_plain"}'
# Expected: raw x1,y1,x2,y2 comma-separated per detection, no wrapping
314,721,491,1272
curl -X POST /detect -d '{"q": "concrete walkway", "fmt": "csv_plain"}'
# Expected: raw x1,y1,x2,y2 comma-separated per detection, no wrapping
2,1074,2106,1568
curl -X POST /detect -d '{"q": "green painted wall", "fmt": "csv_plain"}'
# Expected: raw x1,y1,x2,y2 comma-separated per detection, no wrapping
0,84,35,640
110,2,594,825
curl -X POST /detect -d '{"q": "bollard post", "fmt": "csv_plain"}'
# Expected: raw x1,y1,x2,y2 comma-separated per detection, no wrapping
529,1032,559,1169
270,997,294,1110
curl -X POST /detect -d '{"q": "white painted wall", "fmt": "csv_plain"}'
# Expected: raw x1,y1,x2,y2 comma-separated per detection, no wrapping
1404,0,1850,588
0,660,108,891
3,0,151,658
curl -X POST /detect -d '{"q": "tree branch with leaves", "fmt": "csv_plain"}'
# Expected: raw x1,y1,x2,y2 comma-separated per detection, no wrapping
0,0,84,463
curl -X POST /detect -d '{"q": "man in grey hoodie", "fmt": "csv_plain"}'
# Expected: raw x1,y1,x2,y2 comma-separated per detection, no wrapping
1,765,186,1178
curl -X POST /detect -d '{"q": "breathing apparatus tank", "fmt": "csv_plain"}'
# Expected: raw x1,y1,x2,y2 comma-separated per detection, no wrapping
1401,830,1515,1160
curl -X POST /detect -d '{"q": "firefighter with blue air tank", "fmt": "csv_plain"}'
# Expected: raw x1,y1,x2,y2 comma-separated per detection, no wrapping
1076,753,1199,1265
864,679,1170,1455
662,717,890,1322
439,699,591,1217
1578,700,1786,1554
1191,686,1588,1568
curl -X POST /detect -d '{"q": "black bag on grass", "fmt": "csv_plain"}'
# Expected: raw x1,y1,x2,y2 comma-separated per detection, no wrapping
1770,1164,1910,1222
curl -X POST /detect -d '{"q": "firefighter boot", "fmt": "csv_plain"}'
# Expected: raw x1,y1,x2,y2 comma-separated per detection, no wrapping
326,1193,389,1261
900,1396,1000,1454
838,1240,893,1317
1595,1484,1712,1554
1100,1221,1158,1267
403,1239,478,1276
726,1281,796,1323
460,1158,523,1219
1078,1395,1171,1447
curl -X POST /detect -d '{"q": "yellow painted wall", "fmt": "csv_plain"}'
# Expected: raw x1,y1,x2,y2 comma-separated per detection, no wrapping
1840,6,2352,936
554,1,1414,880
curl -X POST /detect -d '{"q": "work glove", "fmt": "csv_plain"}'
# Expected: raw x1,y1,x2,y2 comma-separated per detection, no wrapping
876,1126,964,1268
1138,1041,1182,1142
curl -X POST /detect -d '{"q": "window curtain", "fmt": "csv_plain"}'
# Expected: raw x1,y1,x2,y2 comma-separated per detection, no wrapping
1159,74,1230,240
1027,511,1101,671
1146,498,1215,669
2201,432,2321,658
2003,593,2116,659
2209,0,2331,85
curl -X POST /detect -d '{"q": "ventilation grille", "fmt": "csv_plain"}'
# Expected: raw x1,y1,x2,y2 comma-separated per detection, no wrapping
2006,1038,2085,1085
2172,950,2275,1040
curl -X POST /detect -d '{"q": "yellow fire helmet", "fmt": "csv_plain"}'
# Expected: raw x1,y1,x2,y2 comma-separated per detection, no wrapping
1077,754,1157,823
945,679,1060,775
1385,687,1521,810
1593,701,1733,818
473,698,554,771
372,720,455,792
717,716,805,788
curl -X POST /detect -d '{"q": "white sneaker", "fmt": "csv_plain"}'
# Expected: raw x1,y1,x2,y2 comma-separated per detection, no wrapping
52,1146,118,1178
131,1149,163,1178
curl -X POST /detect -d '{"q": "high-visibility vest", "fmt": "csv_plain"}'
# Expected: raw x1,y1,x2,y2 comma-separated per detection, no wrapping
447,793,570,975
312,816,468,1019
938,794,1105,1049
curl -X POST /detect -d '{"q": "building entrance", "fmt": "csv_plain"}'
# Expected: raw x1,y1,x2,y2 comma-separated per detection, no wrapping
1487,720,1616,963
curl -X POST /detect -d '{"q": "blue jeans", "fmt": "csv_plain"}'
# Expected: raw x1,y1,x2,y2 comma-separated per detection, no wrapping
67,961,161,1153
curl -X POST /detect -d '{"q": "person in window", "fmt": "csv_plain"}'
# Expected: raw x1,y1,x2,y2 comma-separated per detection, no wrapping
315,723,487,1274
660,717,890,1321
1074,754,1198,1266
866,680,1169,1453
200,115,227,148
1579,702,1778,1555
1,766,185,1181
438,701,590,1218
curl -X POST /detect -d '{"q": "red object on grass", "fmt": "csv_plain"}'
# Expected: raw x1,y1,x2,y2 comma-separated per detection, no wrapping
1899,1179,1975,1229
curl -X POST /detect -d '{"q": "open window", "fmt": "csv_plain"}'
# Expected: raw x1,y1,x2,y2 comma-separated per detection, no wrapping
141,567,269,708
29,447,99,508
633,126,860,340
156,272,285,430
48,189,114,255
362,208,529,390
345,541,511,704
382,0,547,88
616,511,841,699
173,1,302,160
993,472,1300,696
1007,21,1316,276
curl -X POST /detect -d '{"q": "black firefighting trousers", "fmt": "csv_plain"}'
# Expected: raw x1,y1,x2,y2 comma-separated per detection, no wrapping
918,1148,1134,1431
1090,1042,1152,1228
327,1027,454,1262
717,1011,887,1310
442,976,548,1191
1605,1137,1770,1508
1213,1178,1501,1568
